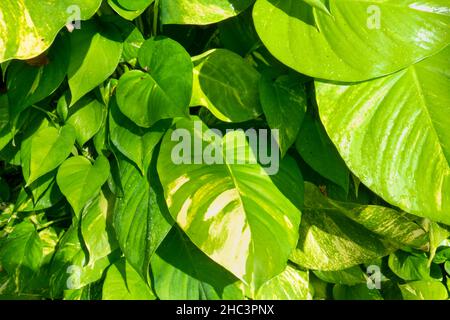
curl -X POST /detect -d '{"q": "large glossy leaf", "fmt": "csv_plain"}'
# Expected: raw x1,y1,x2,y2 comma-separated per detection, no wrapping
22,124,76,186
259,74,307,157
255,265,313,300
0,0,102,62
191,49,262,122
116,37,192,127
56,156,110,217
253,0,450,81
68,20,122,105
160,0,254,25
151,227,243,300
316,47,450,225
103,258,156,300
291,183,428,271
157,118,301,291
113,155,173,280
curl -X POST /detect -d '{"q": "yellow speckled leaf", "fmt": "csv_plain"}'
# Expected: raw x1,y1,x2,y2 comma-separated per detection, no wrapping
0,0,102,63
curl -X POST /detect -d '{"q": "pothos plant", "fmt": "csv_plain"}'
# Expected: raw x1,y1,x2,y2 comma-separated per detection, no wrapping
0,0,449,300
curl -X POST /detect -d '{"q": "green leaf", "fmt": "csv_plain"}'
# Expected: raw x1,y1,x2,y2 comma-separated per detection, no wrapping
103,258,156,300
151,227,243,300
109,98,167,174
0,0,102,62
313,266,367,286
107,0,147,21
113,155,173,281
255,265,313,300
253,0,450,81
116,37,192,127
6,35,69,120
270,156,304,210
218,9,260,57
67,97,106,146
445,261,450,275
388,251,441,281
160,0,254,25
27,170,57,203
428,221,450,264
291,183,427,270
23,125,76,186
333,284,383,300
0,94,9,132
117,0,154,11
157,118,301,291
49,224,115,298
434,247,450,264
0,221,43,292
301,0,331,15
260,74,307,157
296,112,349,192
316,47,450,225
399,281,449,300
15,179,63,213
104,16,145,65
81,191,118,264
56,156,110,217
68,20,122,105
191,49,262,122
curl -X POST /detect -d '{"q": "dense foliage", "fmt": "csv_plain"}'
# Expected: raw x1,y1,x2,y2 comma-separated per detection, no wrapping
0,0,449,300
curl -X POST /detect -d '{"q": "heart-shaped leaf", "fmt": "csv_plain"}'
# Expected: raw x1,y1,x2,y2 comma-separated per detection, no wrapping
22,124,76,186
316,47,450,224
68,20,122,105
56,155,110,217
67,96,106,146
0,0,102,62
116,37,192,127
157,118,301,291
253,0,450,81
192,49,262,122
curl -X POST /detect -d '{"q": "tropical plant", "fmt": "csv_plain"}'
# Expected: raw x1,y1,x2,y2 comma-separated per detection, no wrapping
0,0,449,300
